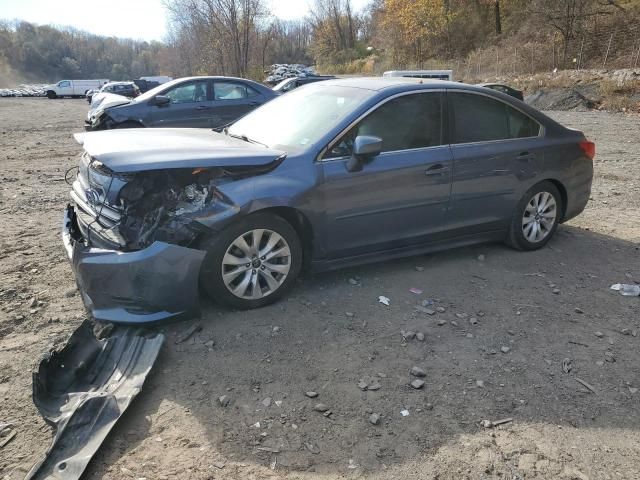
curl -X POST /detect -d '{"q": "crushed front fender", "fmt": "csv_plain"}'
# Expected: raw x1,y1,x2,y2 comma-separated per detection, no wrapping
25,319,164,480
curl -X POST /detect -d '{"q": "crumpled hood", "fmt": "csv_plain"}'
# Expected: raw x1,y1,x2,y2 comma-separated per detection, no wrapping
74,128,286,173
90,92,131,112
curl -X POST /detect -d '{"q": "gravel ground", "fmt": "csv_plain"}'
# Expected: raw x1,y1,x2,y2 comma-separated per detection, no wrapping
0,98,639,480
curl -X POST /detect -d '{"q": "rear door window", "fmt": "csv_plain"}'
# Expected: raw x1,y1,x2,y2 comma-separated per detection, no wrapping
450,92,539,144
214,81,259,100
326,92,443,158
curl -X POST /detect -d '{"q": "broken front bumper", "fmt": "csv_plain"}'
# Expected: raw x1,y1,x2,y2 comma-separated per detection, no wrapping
63,205,206,324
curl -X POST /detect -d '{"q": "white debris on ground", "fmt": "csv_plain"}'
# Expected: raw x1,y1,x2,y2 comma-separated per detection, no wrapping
264,64,315,84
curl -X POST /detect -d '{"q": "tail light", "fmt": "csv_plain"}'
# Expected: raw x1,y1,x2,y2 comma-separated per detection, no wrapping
579,140,595,160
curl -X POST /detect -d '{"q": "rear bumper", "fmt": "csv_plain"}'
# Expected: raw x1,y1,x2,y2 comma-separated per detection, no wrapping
63,205,206,324
562,159,593,222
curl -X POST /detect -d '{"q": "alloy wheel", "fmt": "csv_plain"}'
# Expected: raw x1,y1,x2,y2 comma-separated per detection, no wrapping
221,229,292,299
522,191,557,243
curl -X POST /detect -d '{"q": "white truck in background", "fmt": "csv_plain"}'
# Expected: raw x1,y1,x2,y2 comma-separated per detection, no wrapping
45,79,109,99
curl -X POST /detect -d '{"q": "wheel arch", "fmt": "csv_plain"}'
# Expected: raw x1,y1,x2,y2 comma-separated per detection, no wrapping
254,206,314,270
538,178,568,222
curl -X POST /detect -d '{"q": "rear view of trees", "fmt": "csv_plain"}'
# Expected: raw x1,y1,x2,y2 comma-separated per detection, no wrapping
0,20,165,85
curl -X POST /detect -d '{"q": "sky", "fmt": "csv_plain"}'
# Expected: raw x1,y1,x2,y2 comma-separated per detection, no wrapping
0,0,371,42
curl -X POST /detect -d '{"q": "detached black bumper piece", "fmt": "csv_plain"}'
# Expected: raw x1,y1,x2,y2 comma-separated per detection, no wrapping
63,205,206,324
26,319,164,480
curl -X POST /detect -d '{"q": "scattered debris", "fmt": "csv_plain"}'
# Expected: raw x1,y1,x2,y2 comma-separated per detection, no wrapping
437,319,447,326
378,295,390,306
314,403,329,412
562,358,573,374
369,413,381,425
345,311,355,318
477,254,485,261
25,319,164,480
415,305,435,315
552,288,561,294
416,332,425,341
410,379,425,389
629,387,638,394
400,409,410,417
0,427,16,449
218,395,231,407
575,377,596,394
212,462,226,469
610,283,640,296
175,323,203,344
409,287,423,295
305,391,318,398
410,366,426,377
500,346,511,354
574,307,584,314
481,417,513,428
348,278,359,286
594,331,604,338
621,328,631,336
415,266,424,272
476,380,485,388
401,330,416,340
262,397,272,407
436,306,446,313
204,340,215,348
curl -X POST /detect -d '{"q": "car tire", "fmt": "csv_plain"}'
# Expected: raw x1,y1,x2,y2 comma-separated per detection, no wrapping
506,181,563,251
199,212,302,310
46,91,57,99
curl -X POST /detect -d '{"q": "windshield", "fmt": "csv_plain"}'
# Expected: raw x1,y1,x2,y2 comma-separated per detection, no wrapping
228,84,372,152
273,78,294,91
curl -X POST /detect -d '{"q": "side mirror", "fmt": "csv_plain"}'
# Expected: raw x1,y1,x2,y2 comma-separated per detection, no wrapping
346,135,382,172
153,95,170,106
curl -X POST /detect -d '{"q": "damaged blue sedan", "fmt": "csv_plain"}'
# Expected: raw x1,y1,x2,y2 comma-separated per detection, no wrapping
64,77,594,323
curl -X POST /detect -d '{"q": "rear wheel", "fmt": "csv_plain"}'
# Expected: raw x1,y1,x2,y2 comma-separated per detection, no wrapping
199,213,302,309
506,181,562,251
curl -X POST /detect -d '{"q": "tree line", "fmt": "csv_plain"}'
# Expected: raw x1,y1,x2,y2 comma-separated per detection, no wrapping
0,20,166,84
1,0,637,86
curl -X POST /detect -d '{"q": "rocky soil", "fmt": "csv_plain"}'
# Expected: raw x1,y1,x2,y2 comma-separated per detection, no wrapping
0,98,639,480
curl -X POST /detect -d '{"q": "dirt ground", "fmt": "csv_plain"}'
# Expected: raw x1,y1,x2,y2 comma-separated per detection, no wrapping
0,98,639,480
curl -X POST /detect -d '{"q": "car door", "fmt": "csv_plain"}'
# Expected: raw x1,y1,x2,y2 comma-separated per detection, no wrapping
211,80,265,128
149,79,211,128
319,91,453,259
57,80,72,96
446,90,544,235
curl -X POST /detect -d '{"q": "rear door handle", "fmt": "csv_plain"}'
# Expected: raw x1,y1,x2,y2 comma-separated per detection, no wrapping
249,101,261,106
425,164,449,176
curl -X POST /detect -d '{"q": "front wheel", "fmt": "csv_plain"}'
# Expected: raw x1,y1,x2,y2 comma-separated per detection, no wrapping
46,91,57,99
199,213,302,309
506,181,563,251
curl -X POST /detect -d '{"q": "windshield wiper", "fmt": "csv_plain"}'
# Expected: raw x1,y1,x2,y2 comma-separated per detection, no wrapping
227,132,268,148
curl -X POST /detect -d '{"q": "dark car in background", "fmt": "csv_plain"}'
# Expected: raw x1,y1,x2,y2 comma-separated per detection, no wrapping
86,81,140,103
478,83,524,101
86,76,278,130
273,75,336,93
133,78,161,93
66,78,594,323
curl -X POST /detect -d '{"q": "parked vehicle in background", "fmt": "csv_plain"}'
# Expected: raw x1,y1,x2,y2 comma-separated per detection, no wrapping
140,75,172,84
87,81,141,103
66,77,594,322
85,76,277,130
477,83,524,101
133,79,161,93
45,79,109,99
273,75,336,93
383,70,453,80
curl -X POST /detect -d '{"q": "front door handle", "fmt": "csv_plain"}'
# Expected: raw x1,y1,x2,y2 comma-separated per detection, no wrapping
195,105,210,110
248,101,261,106
425,164,449,176
517,151,535,161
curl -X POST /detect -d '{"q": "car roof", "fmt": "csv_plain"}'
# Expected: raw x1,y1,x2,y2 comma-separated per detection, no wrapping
319,77,486,93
